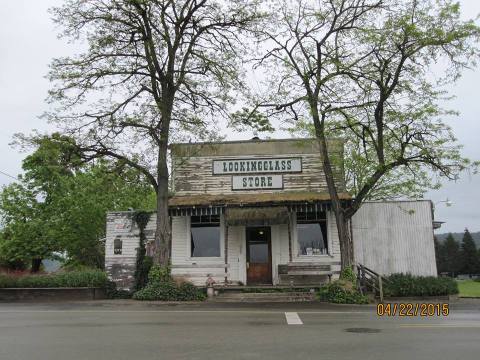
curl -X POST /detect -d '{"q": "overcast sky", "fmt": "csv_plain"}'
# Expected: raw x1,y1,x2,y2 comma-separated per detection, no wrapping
0,0,479,233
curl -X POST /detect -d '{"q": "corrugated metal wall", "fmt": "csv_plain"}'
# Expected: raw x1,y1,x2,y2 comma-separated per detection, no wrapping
352,201,437,276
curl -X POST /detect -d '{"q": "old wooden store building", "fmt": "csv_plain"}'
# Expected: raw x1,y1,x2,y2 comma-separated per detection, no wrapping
105,138,438,289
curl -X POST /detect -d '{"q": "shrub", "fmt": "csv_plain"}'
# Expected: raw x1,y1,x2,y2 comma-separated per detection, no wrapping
133,211,152,291
61,260,99,272
0,269,108,288
317,279,369,304
132,265,205,301
148,265,172,284
316,266,368,305
176,282,204,301
340,266,357,283
133,281,177,300
105,280,132,299
134,255,153,291
383,273,459,297
133,280,206,301
0,274,17,288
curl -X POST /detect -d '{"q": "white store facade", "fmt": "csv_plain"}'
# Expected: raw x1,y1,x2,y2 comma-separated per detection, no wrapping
105,138,438,289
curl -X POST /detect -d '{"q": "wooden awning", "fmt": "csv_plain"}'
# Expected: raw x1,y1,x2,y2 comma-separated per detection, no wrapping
169,191,351,207
167,191,351,216
225,207,289,226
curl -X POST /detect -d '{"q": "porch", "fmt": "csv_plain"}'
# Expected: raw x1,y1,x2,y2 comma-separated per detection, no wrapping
168,192,347,287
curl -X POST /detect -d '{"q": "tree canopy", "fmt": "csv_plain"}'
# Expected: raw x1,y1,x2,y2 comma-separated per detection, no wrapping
0,134,155,271
8,0,479,273
235,0,480,268
43,0,262,266
460,229,479,275
435,230,480,276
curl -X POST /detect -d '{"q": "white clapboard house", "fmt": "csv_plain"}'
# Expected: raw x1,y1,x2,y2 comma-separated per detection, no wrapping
105,138,438,289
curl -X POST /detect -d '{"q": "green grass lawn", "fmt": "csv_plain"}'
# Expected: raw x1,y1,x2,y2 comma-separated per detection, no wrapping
457,280,480,298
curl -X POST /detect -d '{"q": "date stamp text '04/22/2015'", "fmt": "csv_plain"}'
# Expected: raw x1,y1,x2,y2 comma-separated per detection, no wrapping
377,303,449,317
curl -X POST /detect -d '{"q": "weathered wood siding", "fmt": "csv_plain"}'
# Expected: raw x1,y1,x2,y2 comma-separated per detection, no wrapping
105,210,342,287
270,223,290,285
171,138,345,195
227,225,244,284
106,201,438,287
169,211,341,285
105,212,157,289
170,215,227,286
352,201,437,276
105,212,138,290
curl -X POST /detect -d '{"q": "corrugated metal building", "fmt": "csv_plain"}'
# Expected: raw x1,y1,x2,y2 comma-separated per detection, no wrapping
352,201,437,276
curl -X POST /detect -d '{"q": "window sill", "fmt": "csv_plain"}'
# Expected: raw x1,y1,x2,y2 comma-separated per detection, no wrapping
188,257,223,261
296,254,332,258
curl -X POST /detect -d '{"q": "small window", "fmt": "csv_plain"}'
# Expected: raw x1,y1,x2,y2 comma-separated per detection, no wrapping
114,237,122,255
191,215,220,257
297,212,328,255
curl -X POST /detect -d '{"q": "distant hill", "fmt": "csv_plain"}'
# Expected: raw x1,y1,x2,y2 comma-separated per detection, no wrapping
436,232,480,247
42,259,61,273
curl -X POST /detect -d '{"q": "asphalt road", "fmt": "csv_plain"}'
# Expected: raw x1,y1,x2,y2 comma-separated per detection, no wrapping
0,300,479,360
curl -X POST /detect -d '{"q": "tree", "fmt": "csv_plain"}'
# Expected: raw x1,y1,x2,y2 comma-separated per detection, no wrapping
0,134,155,270
48,161,156,268
459,228,479,276
240,0,479,269
288,121,440,201
0,183,57,272
434,236,446,275
44,0,261,266
478,248,480,274
443,233,460,277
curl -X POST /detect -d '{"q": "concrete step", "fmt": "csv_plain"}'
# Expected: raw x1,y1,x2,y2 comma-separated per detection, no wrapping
278,274,331,286
212,291,316,302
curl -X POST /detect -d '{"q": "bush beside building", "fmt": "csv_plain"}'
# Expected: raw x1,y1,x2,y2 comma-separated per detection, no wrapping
383,273,459,297
0,269,108,288
133,266,206,301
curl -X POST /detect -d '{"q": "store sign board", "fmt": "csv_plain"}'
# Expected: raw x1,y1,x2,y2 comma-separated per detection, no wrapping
213,157,302,175
232,175,283,190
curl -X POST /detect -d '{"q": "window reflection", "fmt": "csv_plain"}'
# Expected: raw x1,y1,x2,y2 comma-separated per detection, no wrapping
249,242,269,262
297,221,328,255
191,216,220,257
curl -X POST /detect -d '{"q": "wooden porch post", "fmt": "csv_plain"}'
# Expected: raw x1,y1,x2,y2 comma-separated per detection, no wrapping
287,212,293,262
224,218,228,284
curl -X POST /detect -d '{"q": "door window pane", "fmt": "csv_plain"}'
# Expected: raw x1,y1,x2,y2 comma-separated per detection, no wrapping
249,242,269,262
297,222,328,255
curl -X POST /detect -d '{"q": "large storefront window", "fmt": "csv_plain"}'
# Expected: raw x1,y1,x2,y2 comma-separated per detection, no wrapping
296,212,328,255
190,215,220,257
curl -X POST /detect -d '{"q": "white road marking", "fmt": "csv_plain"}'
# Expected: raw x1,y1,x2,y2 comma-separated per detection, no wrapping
285,312,303,325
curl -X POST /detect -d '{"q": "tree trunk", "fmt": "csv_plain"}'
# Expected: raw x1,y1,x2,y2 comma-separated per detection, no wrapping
31,258,42,273
153,92,173,267
311,105,354,270
154,141,171,266
317,137,354,270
